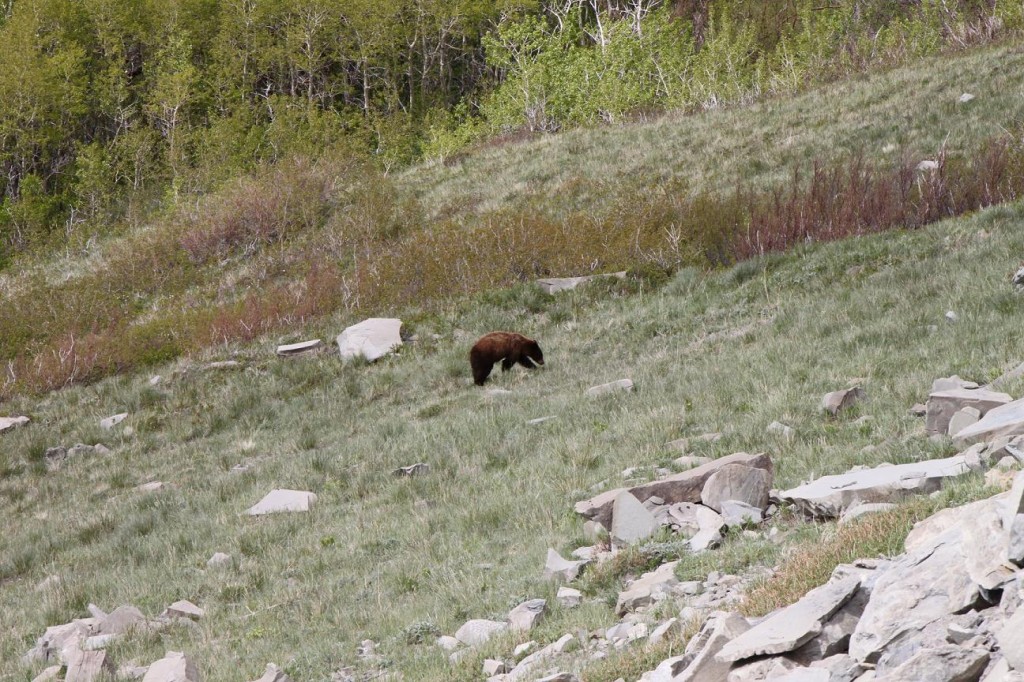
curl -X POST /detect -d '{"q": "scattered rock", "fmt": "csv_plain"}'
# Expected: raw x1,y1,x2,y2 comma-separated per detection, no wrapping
948,406,982,436
959,93,975,103
668,502,726,551
336,318,403,362
701,463,772,513
248,663,291,682
206,360,241,370
648,618,682,647
276,339,322,357
136,481,164,493
616,561,679,615
544,548,589,582
160,601,204,621
717,577,861,662
483,659,509,676
926,387,1013,435
535,271,626,294
436,635,460,651
727,656,800,681
101,605,147,635
392,463,430,477
997,607,1024,671
822,387,865,417
31,666,61,682
955,397,1024,444
720,500,764,527
673,612,751,682
142,651,202,682
245,489,317,515
149,375,163,386
809,654,864,682
586,379,635,397
100,413,128,430
575,452,772,528
768,421,795,440
673,455,712,468
508,599,546,632
876,645,988,681
455,619,508,647
839,503,896,525
610,491,659,548
946,310,959,323
65,649,112,682
206,553,231,569
0,415,30,434
35,575,62,592
555,587,582,611
909,403,928,417
527,416,557,425
779,455,971,518
1013,268,1024,291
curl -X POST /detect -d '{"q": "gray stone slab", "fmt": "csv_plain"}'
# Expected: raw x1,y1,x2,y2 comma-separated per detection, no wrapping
927,388,1013,435
336,318,402,362
535,271,626,294
717,577,861,662
779,456,971,518
0,415,30,434
610,491,658,548
245,489,317,515
586,379,634,397
275,339,322,357
701,463,772,513
956,397,1024,445
455,619,507,647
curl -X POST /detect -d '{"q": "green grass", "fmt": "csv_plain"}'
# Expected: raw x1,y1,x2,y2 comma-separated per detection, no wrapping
3,196,1024,679
400,42,1024,221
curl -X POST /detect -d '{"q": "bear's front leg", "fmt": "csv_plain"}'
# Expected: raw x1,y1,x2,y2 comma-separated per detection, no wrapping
501,357,514,372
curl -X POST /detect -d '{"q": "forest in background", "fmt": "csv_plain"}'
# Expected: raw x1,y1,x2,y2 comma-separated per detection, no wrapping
1,0,1022,263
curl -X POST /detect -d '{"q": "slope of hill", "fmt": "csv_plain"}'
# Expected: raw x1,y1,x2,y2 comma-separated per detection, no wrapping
2,194,1023,679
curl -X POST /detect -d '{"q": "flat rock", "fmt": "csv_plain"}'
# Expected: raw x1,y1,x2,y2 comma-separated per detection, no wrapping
206,553,231,569
248,663,291,682
873,645,988,682
948,406,982,436
822,387,865,416
275,339,322,357
455,619,507,647
336,318,402,362
717,577,861,662
526,416,557,425
616,561,679,615
648,618,681,647
956,398,1024,444
101,605,146,635
997,607,1024,671
926,388,1013,435
557,587,582,608
508,599,546,632
0,415,30,433
779,456,971,518
543,548,588,582
586,379,634,397
674,612,751,682
161,600,204,621
65,649,112,682
839,502,895,525
136,481,164,493
767,421,796,440
610,491,659,548
575,452,772,528
142,651,201,682
701,463,772,513
674,454,712,468
720,500,764,527
809,654,864,682
535,271,626,294
100,413,128,430
245,489,317,515
206,360,241,370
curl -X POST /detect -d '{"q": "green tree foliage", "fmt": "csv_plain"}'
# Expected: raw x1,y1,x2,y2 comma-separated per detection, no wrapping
0,0,1019,259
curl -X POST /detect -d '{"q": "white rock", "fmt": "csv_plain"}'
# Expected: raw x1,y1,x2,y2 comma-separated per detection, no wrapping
392,463,429,477
0,415,30,433
780,456,971,518
948,406,982,436
206,553,231,569
959,93,975,103
717,577,861,662
557,587,582,609
161,600,204,621
99,413,128,430
535,271,626,294
508,599,546,632
610,491,659,548
720,500,764,527
767,421,795,440
245,489,317,515
142,651,201,682
822,387,865,416
586,379,634,397
543,548,589,582
483,659,508,676
136,481,164,493
454,619,507,647
839,503,895,525
956,398,1024,444
248,663,291,682
275,339,322,357
436,635,460,651
336,318,402,362
149,375,163,386
526,416,557,425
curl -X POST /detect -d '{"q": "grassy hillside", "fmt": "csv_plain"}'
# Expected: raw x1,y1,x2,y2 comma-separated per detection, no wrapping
4,42,1024,401
2,197,1023,680
402,43,1024,220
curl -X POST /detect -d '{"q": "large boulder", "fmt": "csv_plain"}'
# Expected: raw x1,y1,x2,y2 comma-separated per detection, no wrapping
610,491,658,548
779,456,971,519
575,452,772,528
926,388,1013,436
716,577,861,663
955,397,1024,445
701,464,772,513
336,318,402,362
245,490,317,515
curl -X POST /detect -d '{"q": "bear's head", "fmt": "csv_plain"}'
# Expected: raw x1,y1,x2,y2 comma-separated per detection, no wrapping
524,340,544,367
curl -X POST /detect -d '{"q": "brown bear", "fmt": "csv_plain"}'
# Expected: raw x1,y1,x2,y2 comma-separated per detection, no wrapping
469,332,545,386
